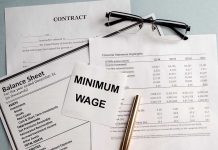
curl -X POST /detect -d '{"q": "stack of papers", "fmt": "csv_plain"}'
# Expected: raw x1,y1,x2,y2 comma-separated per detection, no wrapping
1,0,131,149
1,0,218,150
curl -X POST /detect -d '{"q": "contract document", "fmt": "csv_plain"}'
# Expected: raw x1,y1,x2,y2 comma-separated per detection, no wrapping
5,0,131,74
89,35,218,150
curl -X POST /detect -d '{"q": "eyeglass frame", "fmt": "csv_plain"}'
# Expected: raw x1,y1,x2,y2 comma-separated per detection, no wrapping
105,11,191,40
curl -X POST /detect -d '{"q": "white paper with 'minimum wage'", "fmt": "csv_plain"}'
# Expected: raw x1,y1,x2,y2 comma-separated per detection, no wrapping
62,63,127,126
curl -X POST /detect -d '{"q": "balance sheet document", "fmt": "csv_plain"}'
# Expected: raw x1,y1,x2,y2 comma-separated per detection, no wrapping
0,46,111,150
89,34,218,150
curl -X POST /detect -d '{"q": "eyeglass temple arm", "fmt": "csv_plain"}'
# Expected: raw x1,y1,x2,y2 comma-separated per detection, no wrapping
105,18,126,26
106,12,142,22
104,22,142,38
169,26,188,40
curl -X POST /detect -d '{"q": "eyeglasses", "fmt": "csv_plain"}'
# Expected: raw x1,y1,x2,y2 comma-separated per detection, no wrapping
105,11,191,40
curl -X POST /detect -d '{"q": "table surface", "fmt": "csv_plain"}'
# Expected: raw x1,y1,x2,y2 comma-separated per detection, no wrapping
0,0,218,149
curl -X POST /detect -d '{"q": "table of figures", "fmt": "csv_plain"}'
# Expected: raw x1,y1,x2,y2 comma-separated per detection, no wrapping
104,53,210,138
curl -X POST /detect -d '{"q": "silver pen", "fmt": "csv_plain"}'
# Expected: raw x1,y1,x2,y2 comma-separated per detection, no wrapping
120,95,140,150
